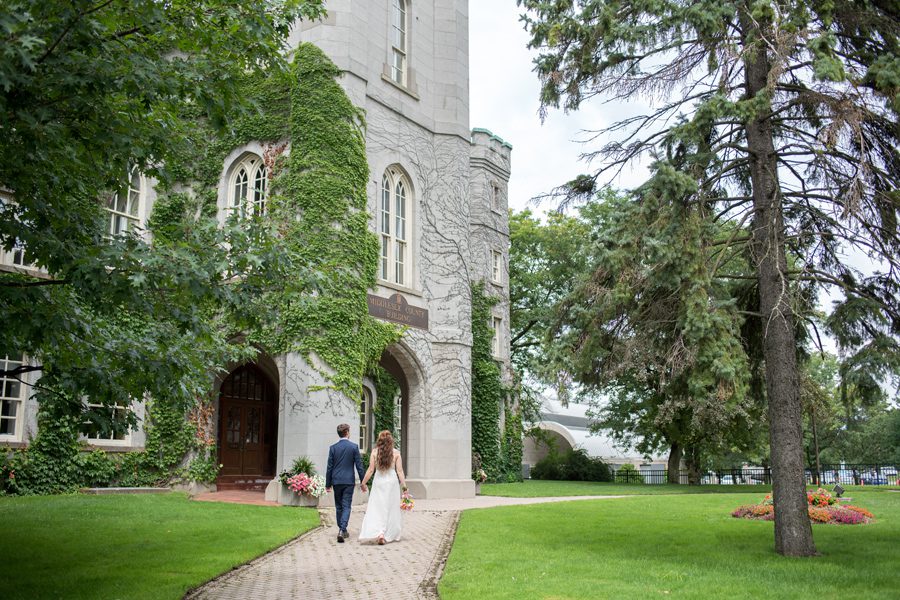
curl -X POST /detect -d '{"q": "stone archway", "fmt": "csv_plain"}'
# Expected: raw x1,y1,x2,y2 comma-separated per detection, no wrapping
523,421,577,467
378,341,425,479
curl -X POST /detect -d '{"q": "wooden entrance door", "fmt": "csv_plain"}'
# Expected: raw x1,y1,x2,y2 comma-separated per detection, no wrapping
218,364,276,477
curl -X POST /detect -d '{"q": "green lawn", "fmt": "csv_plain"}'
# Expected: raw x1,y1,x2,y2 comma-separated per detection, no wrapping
480,480,775,496
0,492,320,600
480,479,900,497
440,490,900,600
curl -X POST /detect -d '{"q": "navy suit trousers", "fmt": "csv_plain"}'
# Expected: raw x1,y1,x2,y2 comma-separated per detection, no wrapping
333,484,354,531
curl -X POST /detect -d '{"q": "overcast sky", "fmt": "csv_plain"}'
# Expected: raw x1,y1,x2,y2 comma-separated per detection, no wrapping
469,2,649,213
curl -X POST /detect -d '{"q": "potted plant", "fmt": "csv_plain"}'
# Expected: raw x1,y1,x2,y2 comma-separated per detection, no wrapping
277,456,326,507
472,452,488,494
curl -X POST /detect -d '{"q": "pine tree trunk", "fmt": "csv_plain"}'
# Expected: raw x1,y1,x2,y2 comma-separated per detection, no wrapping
741,8,817,557
667,441,682,484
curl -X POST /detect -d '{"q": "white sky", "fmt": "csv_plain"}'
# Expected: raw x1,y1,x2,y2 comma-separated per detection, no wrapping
469,2,649,212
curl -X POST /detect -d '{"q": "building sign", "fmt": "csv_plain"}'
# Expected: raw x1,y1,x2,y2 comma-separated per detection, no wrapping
367,293,429,330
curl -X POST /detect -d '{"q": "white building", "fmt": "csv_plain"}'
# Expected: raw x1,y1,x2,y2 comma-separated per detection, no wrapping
523,398,668,474
0,1,512,501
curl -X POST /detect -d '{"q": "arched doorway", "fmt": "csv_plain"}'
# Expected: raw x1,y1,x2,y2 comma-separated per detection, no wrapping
377,348,411,465
218,364,277,477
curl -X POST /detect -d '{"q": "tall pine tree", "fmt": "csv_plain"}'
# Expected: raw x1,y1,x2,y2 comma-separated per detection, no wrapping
519,0,900,556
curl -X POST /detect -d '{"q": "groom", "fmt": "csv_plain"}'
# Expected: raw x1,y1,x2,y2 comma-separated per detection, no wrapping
325,423,367,543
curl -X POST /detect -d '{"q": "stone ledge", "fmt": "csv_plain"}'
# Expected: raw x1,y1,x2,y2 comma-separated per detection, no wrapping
80,487,171,495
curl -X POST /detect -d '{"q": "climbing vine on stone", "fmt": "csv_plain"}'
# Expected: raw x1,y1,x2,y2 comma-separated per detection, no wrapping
470,282,503,479
371,365,399,440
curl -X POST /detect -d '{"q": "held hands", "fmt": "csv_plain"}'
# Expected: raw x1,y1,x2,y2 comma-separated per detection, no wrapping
360,483,368,493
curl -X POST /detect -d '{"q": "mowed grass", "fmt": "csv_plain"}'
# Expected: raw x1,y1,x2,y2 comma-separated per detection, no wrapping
480,480,774,497
0,492,320,600
440,491,900,600
480,479,900,497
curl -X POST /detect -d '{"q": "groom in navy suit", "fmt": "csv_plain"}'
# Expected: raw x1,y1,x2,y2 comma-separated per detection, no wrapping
325,423,367,543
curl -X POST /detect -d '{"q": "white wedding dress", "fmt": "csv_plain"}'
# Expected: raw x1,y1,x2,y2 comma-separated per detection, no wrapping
359,453,402,543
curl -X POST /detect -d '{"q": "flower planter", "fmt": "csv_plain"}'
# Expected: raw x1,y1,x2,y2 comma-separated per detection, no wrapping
475,483,481,495
277,483,320,507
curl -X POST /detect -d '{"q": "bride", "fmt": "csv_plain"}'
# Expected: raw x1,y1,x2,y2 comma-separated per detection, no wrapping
359,430,406,545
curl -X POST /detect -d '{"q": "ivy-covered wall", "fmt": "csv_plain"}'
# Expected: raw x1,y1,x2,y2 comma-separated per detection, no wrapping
470,282,523,483
371,365,399,441
470,282,503,479
3,43,399,494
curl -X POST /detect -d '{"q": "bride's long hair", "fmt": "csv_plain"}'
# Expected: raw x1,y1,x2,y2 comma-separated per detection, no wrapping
375,430,395,470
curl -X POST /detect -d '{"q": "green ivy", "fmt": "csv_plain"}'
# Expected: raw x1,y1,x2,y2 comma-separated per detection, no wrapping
500,401,524,482
152,43,399,398
255,44,399,396
2,388,84,495
471,282,503,480
371,365,399,438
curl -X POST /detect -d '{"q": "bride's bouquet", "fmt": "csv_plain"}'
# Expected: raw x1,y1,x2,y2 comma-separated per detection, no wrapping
400,487,414,511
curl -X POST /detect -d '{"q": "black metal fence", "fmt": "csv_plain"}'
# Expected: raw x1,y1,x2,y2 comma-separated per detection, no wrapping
613,464,900,486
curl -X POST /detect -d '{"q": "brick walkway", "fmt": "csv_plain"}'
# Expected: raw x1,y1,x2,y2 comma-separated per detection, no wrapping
186,494,621,600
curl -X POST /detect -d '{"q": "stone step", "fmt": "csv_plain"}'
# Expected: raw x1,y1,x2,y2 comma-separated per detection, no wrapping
216,476,273,492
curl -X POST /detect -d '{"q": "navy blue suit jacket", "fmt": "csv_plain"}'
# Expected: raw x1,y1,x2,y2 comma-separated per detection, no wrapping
325,438,365,488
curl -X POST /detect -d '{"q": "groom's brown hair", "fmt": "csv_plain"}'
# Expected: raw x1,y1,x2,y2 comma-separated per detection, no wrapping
337,423,350,438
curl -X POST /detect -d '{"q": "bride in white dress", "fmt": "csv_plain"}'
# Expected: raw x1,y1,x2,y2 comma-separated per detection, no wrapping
359,430,406,545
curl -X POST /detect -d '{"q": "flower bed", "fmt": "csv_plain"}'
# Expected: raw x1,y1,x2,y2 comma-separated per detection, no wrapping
732,489,874,525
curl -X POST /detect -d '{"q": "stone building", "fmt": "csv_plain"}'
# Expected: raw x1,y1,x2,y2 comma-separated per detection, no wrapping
0,0,511,501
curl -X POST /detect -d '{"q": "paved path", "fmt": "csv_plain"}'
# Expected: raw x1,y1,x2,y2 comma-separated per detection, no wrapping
186,494,622,600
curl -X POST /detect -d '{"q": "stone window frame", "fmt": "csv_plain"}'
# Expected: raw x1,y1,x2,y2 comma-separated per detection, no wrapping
0,354,26,442
490,181,503,214
105,166,146,237
226,153,268,219
360,386,373,453
81,400,134,446
379,166,414,288
389,0,409,86
491,249,503,284
491,316,503,358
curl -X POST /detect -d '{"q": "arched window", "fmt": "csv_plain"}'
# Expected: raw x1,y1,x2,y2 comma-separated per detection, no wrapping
228,155,267,217
106,167,143,236
380,167,412,286
390,0,408,85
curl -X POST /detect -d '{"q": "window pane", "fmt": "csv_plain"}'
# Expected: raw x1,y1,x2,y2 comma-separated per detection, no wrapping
395,182,406,241
1,399,16,417
381,236,390,280
391,51,405,84
395,241,405,285
253,164,267,216
234,168,249,209
381,176,391,234
4,380,20,399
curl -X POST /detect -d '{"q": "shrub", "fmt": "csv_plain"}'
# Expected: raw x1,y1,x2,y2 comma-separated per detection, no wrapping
531,451,564,481
532,449,611,482
78,450,117,488
615,464,643,484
